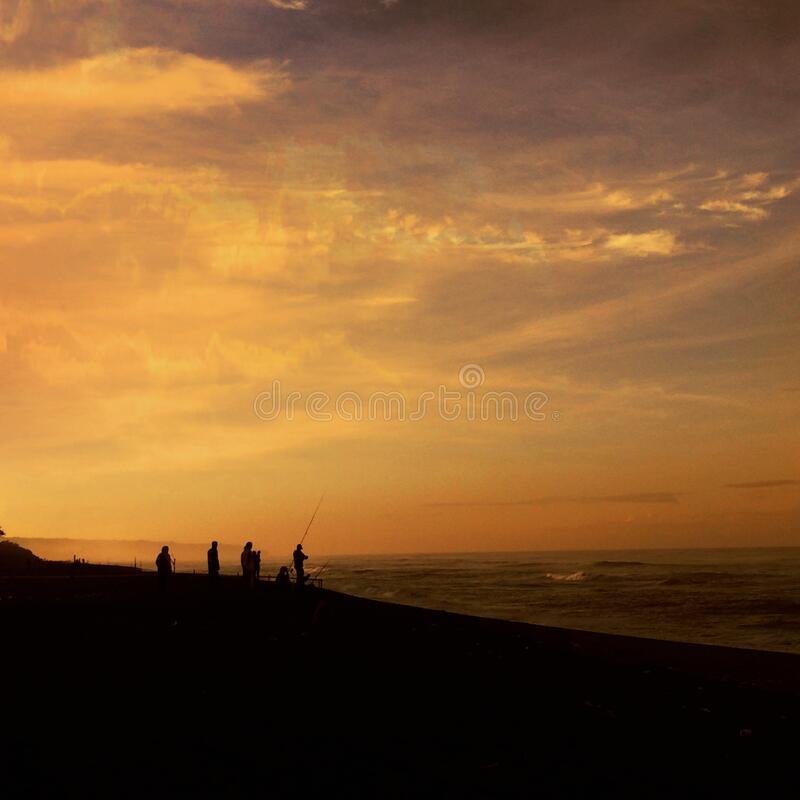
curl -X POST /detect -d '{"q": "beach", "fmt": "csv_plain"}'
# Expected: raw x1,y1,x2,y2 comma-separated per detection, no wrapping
3,572,799,798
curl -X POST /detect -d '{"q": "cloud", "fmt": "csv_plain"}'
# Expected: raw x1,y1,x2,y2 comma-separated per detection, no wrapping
698,174,798,221
427,493,679,507
566,493,680,504
604,230,677,257
0,48,283,115
267,0,307,9
725,480,800,489
699,199,768,220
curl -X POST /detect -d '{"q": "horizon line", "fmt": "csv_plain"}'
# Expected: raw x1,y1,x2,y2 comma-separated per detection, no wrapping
9,537,800,558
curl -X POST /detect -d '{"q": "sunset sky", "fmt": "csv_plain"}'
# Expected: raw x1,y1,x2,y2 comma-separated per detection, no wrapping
2,0,799,554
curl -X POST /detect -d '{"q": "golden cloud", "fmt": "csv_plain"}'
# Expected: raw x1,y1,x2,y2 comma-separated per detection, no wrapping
604,230,677,257
268,0,308,9
697,173,798,221
0,47,285,115
699,199,768,220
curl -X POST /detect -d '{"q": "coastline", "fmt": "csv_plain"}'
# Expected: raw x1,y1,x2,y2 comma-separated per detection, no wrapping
4,573,799,797
324,586,800,694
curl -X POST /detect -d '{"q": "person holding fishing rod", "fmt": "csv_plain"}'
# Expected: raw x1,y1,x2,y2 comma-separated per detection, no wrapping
293,543,308,587
290,494,323,588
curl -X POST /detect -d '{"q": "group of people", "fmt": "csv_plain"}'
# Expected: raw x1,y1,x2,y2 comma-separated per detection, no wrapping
238,541,263,588
154,541,310,591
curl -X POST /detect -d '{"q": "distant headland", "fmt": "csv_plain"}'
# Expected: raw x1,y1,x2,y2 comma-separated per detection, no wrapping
0,538,140,576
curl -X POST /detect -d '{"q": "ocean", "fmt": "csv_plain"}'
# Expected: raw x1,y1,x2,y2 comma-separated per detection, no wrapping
185,547,800,654
305,548,800,655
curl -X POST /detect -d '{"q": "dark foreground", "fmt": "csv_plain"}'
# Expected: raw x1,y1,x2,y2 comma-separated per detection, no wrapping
3,574,799,798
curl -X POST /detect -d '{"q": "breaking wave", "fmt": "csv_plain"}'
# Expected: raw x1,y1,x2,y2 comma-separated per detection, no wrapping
546,571,589,582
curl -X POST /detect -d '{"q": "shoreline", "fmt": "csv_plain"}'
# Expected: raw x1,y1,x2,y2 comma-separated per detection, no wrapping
322,586,800,694
3,571,798,690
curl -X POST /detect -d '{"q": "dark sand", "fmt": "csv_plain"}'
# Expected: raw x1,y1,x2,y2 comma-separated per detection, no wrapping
3,573,799,798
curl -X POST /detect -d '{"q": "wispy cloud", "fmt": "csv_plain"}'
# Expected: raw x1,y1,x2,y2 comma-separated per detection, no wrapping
725,480,800,489
267,0,308,9
604,230,677,257
427,493,679,507
0,48,283,115
698,173,798,221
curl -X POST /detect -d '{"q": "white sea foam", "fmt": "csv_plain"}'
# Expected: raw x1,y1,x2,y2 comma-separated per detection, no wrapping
546,571,589,582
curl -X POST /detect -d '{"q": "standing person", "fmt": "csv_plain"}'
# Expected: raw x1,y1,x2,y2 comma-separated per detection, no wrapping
207,540,220,587
253,550,262,581
241,541,254,589
155,546,172,593
292,543,308,587
276,566,291,590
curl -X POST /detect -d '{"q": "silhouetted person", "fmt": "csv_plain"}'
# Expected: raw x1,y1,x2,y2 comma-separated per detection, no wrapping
254,550,262,580
156,546,172,592
293,543,308,586
207,540,220,587
241,541,255,589
276,565,291,590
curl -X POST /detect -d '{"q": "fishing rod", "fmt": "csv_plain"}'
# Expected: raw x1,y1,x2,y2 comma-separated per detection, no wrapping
300,493,325,547
288,493,325,572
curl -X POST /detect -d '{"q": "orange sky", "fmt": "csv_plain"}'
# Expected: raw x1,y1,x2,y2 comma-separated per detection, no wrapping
1,0,799,554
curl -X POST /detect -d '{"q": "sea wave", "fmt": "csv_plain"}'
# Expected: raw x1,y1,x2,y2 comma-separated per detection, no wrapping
546,571,589,582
